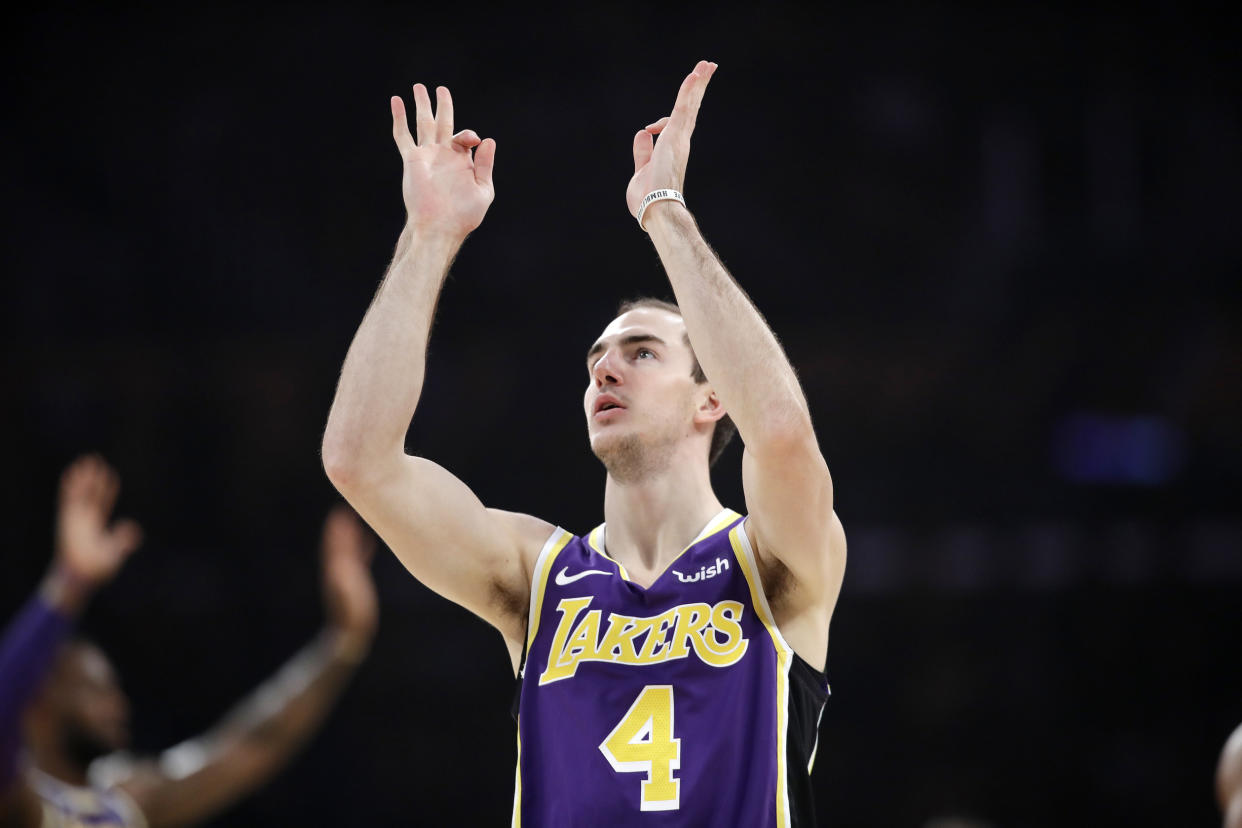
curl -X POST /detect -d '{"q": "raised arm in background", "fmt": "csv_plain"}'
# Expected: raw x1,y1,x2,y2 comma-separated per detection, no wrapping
321,84,552,667
0,456,143,827
626,61,846,667
109,505,378,828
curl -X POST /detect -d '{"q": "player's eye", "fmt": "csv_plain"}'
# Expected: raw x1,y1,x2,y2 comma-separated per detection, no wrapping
635,348,654,360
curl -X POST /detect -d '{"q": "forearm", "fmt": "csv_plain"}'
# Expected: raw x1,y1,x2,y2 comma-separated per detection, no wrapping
323,226,464,479
0,571,89,791
211,627,362,755
645,203,812,447
136,628,365,827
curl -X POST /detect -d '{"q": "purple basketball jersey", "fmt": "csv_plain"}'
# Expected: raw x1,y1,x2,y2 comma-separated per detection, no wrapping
514,509,829,827
28,767,146,827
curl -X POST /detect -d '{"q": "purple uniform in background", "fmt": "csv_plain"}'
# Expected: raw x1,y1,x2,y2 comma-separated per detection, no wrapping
514,509,829,827
28,768,146,828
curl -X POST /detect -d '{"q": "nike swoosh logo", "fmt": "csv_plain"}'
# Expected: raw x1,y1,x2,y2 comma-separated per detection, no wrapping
555,566,612,586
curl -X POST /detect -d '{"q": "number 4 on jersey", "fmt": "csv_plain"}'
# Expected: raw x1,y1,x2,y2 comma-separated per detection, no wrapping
599,685,681,811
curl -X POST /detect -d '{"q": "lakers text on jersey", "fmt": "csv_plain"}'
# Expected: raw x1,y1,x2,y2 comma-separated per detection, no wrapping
512,509,829,827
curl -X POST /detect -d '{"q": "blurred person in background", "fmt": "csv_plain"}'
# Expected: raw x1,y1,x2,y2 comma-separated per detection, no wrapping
0,455,378,828
1221,722,1242,828
323,60,846,825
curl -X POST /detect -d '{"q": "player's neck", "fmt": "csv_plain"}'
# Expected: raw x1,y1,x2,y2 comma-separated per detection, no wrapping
602,453,723,581
28,736,90,786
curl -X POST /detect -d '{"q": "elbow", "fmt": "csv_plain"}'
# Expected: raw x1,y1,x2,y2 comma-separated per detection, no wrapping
321,426,369,495
320,428,351,488
321,423,405,498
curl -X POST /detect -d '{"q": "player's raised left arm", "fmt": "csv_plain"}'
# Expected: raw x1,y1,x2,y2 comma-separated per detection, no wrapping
630,61,845,603
116,507,377,828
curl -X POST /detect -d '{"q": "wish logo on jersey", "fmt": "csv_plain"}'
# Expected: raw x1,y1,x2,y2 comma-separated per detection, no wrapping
672,555,730,583
538,596,749,684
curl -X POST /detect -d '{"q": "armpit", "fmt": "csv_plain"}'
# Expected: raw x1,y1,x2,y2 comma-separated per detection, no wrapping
488,577,528,642
757,555,795,611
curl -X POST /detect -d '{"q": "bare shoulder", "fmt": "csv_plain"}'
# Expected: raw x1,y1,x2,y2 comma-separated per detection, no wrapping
482,509,558,643
485,509,559,577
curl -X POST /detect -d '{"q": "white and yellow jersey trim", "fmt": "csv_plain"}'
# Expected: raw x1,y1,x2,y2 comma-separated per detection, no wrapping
587,508,741,585
729,520,795,828
525,527,574,653
514,526,573,828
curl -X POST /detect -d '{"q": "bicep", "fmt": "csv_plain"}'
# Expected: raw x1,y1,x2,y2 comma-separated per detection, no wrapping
335,454,550,634
741,438,845,603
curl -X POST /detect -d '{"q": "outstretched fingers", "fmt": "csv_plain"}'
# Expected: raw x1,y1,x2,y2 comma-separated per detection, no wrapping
391,96,415,155
95,461,120,516
64,454,118,516
667,60,717,136
60,455,89,503
435,86,455,143
391,81,494,200
412,83,435,145
401,84,463,148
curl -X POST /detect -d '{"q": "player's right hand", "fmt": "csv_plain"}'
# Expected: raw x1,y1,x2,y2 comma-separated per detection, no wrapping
54,454,143,589
626,60,717,221
391,84,496,238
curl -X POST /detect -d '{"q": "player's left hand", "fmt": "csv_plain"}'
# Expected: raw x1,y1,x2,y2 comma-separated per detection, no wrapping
626,60,717,221
54,454,144,589
321,505,379,660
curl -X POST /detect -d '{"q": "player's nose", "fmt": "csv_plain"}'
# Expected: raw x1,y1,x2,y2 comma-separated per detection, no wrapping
591,348,623,387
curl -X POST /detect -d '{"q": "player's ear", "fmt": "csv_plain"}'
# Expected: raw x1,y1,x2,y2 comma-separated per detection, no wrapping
694,389,727,425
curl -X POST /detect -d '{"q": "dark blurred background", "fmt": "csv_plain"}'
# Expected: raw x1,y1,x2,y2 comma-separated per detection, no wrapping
2,3,1239,826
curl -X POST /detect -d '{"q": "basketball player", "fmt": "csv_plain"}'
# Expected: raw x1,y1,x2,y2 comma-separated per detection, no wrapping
0,455,378,827
1221,722,1242,828
322,60,846,825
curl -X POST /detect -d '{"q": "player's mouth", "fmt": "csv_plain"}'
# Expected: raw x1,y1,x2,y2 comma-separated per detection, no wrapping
593,394,627,421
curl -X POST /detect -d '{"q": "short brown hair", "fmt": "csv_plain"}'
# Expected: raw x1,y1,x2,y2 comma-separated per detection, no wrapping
615,297,738,466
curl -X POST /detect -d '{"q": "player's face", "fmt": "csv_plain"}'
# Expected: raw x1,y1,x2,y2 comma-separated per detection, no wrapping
584,308,701,463
54,643,131,759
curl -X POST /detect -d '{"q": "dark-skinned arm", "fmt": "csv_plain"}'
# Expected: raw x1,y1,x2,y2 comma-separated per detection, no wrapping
0,456,143,828
116,508,378,828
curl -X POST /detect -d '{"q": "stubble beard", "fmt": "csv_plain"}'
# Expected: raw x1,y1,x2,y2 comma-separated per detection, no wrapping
592,428,678,485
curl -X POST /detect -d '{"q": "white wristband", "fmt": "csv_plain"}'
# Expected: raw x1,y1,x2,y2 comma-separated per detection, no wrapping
636,189,686,231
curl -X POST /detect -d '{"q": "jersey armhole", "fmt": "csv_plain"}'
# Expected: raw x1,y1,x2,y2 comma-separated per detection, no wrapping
523,527,573,655
729,517,796,658
514,527,571,721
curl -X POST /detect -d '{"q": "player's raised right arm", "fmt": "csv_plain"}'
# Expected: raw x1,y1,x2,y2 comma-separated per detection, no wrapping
322,85,547,649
